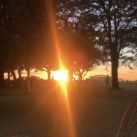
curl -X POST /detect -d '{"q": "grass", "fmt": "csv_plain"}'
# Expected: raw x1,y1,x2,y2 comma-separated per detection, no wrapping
0,84,137,137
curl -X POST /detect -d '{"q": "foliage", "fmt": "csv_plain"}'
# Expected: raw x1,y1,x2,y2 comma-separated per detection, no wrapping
0,0,49,82
56,0,137,88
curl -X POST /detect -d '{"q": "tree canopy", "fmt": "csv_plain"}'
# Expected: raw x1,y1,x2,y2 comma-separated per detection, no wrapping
0,0,50,83
0,0,137,88
56,0,137,88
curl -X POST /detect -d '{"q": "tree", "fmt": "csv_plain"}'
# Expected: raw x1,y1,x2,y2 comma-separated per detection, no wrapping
73,62,92,80
55,3,101,81
57,27,101,81
0,0,50,84
56,0,137,88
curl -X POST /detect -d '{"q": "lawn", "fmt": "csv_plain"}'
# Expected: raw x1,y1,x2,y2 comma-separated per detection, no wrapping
0,84,137,137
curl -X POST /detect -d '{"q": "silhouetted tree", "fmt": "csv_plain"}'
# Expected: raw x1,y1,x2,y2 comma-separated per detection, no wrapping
56,27,101,81
0,0,50,85
56,0,137,88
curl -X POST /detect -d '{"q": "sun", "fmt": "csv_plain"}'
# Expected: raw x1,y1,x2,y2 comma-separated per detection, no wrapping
51,70,68,82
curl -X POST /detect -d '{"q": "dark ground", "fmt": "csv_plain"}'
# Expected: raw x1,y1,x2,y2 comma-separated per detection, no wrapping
0,83,137,137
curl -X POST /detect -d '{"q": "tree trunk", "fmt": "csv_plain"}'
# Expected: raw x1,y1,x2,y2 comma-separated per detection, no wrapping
0,67,4,87
26,68,31,92
47,69,51,81
11,70,16,81
111,56,119,89
79,72,82,81
27,68,30,80
7,70,10,81
18,68,22,80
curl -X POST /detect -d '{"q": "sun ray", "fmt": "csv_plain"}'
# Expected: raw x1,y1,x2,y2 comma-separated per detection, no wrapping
46,1,76,137
51,70,68,82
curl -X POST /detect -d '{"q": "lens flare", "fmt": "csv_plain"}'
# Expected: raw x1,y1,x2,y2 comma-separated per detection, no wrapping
51,70,68,82
46,1,76,137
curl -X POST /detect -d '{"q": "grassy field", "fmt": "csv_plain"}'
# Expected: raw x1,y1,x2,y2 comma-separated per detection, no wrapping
0,84,137,137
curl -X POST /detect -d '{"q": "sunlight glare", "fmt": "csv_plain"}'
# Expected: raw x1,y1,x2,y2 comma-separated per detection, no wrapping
52,70,68,82
46,1,76,137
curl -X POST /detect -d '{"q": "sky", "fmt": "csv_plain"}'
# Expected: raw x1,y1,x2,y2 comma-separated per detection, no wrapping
4,65,137,81
34,65,137,81
87,65,137,81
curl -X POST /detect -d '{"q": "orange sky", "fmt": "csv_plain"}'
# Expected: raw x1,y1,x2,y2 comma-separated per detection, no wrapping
86,65,137,81
4,66,137,81
33,65,137,81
